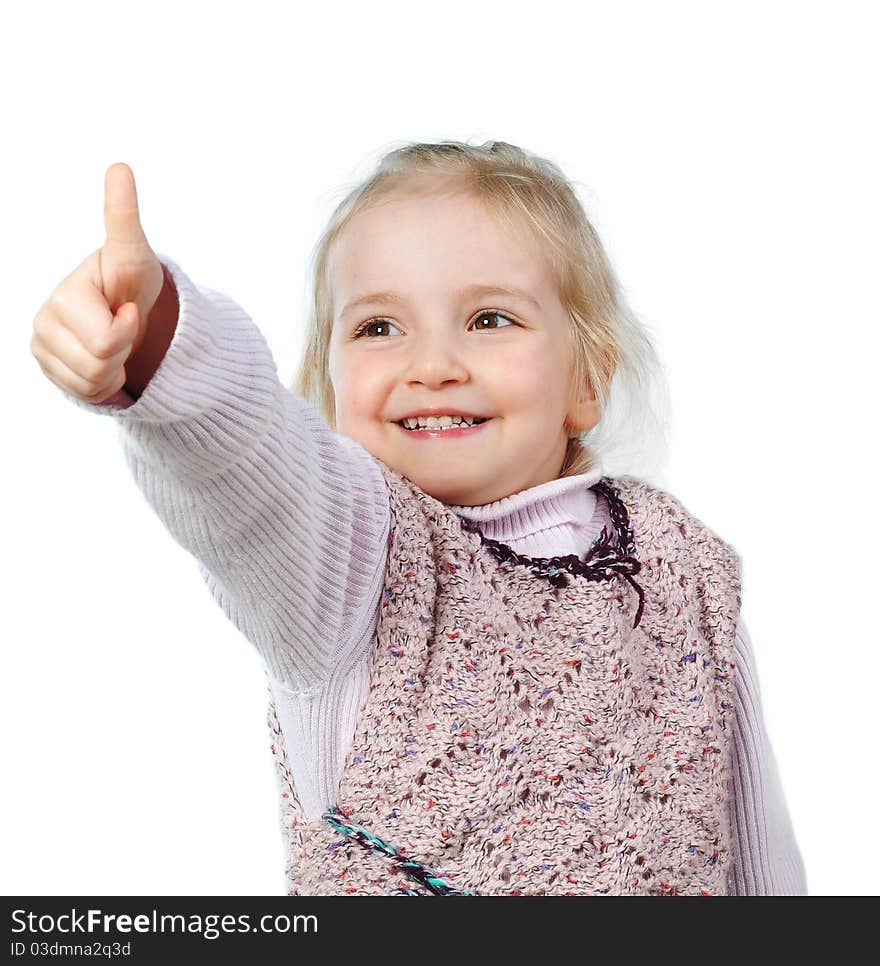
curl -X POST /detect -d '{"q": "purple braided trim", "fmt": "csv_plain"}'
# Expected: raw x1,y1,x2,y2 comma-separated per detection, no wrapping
459,476,645,628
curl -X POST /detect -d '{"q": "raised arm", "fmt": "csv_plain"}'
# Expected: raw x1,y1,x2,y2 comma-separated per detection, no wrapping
33,164,391,694
66,253,390,693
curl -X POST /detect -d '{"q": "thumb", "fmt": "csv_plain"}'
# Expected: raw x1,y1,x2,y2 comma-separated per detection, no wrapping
103,162,150,250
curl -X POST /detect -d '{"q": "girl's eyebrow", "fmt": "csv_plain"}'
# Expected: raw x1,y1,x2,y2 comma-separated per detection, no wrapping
341,283,541,316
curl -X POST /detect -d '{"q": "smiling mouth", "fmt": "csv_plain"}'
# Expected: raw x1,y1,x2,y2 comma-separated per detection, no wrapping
396,417,490,432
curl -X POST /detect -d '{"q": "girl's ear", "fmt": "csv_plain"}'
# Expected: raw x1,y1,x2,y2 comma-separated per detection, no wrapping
564,383,601,436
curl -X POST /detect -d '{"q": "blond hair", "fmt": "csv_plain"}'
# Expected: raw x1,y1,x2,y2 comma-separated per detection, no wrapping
292,139,671,484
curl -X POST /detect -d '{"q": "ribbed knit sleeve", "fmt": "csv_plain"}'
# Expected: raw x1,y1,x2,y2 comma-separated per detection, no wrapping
57,253,390,694
728,617,808,895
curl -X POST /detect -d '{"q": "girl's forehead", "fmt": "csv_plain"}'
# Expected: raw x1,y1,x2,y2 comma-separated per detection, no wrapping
327,180,563,313
332,192,544,277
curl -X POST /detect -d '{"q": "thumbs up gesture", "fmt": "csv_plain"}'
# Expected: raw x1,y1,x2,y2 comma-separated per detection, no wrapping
31,163,165,403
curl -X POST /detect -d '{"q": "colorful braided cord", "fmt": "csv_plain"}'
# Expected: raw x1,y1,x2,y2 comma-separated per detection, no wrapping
323,805,480,896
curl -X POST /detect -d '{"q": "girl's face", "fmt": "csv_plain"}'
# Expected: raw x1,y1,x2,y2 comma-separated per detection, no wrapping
327,183,599,506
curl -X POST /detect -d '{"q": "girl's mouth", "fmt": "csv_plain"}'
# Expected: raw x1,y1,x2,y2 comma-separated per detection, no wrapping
394,417,492,439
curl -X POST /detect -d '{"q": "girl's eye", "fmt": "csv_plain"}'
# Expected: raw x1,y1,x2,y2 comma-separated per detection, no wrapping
352,309,517,339
470,310,516,331
352,317,403,339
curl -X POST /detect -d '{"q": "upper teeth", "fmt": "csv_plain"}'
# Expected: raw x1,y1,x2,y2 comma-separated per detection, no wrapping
401,415,483,429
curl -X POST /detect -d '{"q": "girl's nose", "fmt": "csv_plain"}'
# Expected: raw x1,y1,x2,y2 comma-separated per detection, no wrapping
402,334,470,387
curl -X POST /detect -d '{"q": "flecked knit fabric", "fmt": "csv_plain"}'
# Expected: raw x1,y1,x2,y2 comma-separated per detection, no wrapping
268,462,742,896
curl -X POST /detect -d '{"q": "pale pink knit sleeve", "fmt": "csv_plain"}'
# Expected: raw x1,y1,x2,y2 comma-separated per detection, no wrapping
728,616,809,895
56,253,390,694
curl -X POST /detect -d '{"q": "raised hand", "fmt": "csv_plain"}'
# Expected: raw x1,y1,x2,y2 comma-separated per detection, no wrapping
31,162,165,403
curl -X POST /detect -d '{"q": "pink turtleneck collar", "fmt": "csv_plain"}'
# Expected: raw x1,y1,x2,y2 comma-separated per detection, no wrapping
446,463,610,561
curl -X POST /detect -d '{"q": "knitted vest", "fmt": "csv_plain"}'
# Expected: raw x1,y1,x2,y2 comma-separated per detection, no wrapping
266,464,742,896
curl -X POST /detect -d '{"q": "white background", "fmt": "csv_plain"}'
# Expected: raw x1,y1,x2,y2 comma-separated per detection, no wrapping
3,0,877,896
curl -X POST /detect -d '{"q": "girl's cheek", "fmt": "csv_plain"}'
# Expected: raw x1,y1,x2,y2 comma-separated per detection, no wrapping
498,355,547,390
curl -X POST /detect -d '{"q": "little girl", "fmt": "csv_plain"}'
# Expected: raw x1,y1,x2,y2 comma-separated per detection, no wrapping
40,141,806,895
